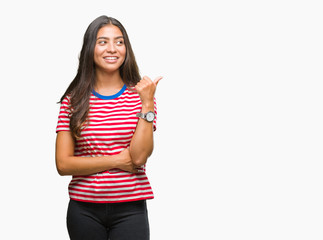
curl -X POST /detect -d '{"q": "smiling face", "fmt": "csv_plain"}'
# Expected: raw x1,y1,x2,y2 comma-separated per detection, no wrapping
94,24,126,74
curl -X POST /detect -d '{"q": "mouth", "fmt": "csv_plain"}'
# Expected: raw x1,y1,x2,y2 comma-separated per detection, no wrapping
103,56,118,63
104,56,118,60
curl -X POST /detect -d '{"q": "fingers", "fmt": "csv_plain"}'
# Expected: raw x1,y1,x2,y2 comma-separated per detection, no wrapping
136,76,162,87
128,167,144,174
134,76,149,91
127,86,137,92
153,76,163,86
135,167,145,173
134,75,162,93
123,164,144,174
132,164,145,173
134,75,162,104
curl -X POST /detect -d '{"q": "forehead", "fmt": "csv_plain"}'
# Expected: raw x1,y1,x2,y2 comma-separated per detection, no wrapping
97,24,123,38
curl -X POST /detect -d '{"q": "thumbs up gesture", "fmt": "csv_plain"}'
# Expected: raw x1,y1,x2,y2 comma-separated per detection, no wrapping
135,76,162,107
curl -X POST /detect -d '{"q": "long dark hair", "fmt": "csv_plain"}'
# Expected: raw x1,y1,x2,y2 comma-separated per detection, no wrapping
59,15,141,138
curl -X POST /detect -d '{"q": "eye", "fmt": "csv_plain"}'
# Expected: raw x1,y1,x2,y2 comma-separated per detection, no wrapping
98,40,107,45
116,40,124,46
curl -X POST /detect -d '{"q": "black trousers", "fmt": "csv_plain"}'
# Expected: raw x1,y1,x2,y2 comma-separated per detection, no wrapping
67,199,150,240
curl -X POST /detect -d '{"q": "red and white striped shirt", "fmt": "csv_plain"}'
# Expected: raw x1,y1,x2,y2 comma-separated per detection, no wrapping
56,85,156,203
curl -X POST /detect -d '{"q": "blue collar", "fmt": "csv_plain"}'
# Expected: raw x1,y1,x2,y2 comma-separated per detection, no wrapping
92,84,127,100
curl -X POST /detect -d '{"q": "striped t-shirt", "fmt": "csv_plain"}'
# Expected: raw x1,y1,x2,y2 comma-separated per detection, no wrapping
56,85,156,203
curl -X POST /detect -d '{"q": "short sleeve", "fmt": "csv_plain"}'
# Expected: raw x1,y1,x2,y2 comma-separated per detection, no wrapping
153,97,157,132
56,96,71,132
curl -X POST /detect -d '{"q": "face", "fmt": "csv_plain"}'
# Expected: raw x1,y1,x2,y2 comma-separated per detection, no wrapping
94,24,126,74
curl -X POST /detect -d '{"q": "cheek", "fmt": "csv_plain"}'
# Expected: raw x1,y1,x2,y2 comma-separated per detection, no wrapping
94,47,99,58
95,45,106,54
94,47,104,62
120,47,126,58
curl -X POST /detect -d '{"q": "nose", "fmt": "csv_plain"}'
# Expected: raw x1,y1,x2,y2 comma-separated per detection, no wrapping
106,43,116,53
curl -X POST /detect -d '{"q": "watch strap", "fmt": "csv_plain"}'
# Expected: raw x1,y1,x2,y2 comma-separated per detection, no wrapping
136,112,145,118
136,111,155,123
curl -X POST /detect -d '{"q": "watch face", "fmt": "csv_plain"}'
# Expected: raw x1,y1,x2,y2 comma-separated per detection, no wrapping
146,112,155,122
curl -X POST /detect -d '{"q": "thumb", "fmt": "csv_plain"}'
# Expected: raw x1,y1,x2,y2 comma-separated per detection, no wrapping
153,76,163,86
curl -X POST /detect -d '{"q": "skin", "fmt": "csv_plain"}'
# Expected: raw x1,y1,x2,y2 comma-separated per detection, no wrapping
55,24,161,176
130,75,161,167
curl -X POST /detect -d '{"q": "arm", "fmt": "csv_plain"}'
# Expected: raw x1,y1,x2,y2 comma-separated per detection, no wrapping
130,103,155,166
55,131,136,176
130,76,162,166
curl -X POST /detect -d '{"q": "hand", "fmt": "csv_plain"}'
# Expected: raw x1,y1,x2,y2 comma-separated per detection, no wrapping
117,148,140,173
135,76,162,106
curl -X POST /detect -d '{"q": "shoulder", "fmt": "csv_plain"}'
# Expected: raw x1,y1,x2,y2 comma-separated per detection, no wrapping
60,95,71,105
58,95,72,114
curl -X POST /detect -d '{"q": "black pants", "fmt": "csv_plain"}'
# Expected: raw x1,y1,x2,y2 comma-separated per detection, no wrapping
67,199,150,240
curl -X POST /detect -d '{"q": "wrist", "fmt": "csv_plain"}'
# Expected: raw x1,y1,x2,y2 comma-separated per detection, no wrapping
106,155,117,169
141,101,154,112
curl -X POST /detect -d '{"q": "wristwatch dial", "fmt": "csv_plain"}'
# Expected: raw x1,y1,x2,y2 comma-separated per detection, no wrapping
146,112,155,122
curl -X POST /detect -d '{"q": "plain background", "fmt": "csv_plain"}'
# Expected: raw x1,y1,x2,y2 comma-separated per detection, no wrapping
0,0,322,239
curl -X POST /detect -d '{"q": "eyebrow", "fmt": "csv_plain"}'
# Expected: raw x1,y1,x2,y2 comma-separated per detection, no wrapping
97,36,124,40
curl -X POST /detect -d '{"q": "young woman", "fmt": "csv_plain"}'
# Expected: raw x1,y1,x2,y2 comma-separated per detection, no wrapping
55,15,161,240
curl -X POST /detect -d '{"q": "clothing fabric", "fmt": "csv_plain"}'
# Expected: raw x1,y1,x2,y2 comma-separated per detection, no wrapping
67,199,149,240
56,85,156,203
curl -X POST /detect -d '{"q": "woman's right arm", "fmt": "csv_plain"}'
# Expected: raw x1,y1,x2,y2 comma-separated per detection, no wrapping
55,131,136,176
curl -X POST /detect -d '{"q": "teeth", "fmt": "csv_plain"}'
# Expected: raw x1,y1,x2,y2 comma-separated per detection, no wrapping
104,57,117,60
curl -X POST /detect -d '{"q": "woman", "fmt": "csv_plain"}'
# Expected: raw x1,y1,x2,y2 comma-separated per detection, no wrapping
55,15,161,240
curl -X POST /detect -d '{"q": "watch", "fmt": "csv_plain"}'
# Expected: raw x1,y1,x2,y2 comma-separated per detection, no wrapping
136,111,156,123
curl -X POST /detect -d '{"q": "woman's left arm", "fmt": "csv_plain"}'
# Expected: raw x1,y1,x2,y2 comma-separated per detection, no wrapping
130,76,162,166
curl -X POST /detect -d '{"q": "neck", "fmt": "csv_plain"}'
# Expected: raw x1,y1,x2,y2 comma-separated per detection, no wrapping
94,69,124,95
